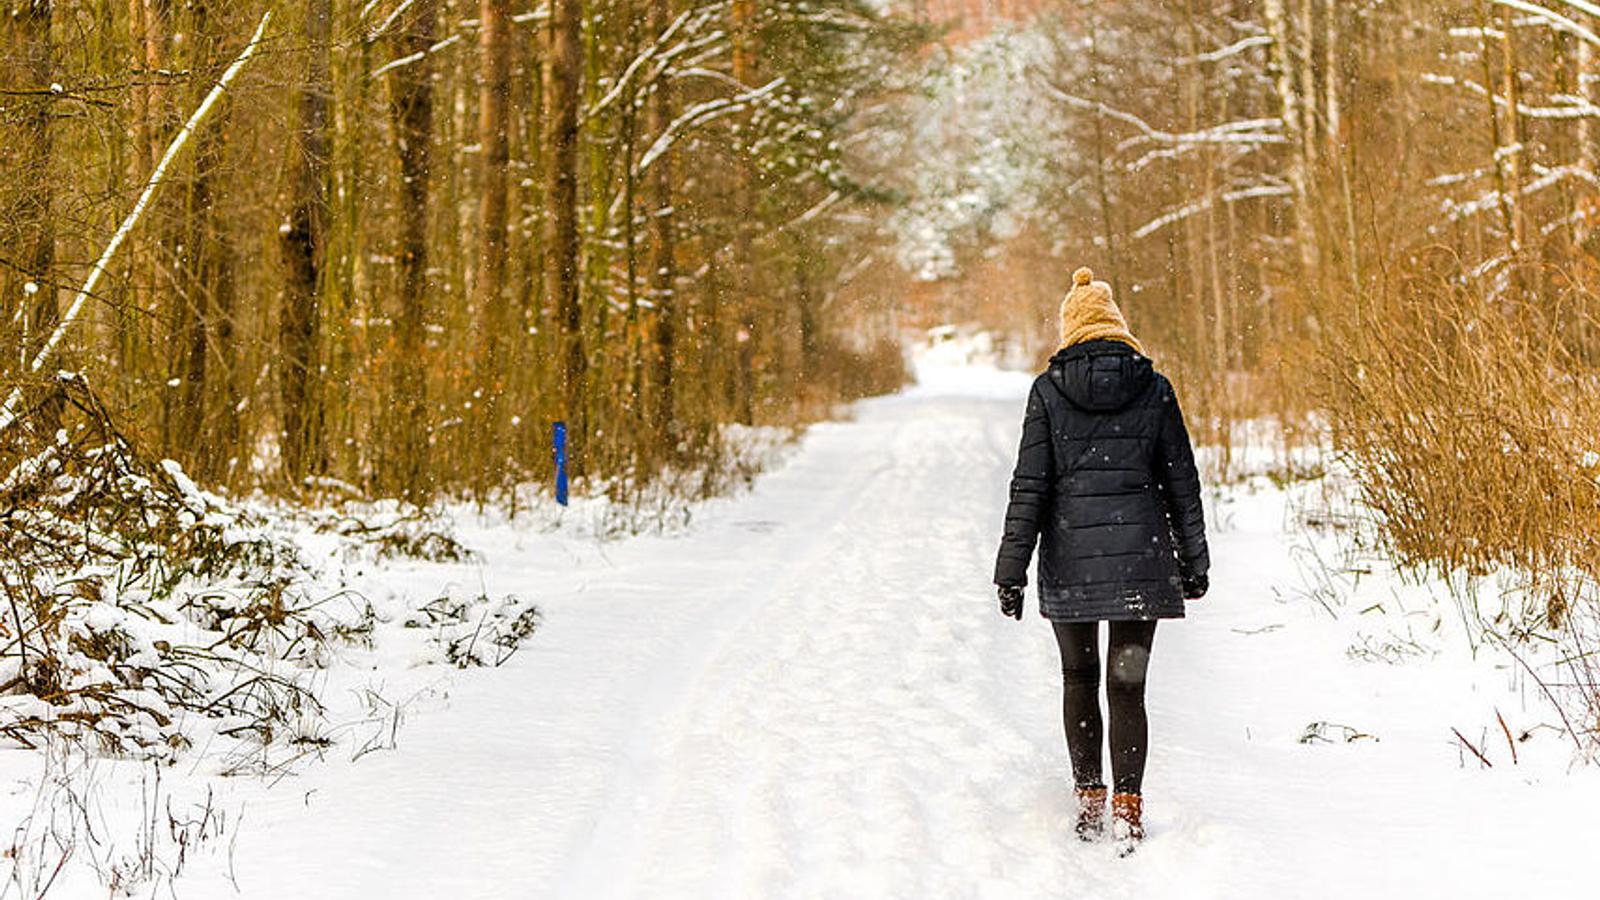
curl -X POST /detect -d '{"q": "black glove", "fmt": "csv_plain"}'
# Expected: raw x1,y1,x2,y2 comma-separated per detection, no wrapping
1181,572,1209,600
998,585,1024,620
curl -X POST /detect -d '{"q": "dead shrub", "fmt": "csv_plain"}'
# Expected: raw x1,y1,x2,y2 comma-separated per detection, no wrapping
1317,252,1600,746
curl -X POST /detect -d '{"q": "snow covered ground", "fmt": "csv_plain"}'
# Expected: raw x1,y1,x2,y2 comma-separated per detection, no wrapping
8,345,1600,899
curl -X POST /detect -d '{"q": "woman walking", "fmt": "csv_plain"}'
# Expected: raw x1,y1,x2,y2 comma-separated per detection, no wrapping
993,267,1209,855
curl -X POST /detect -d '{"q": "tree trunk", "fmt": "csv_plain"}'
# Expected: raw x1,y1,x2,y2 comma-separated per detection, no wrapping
1295,0,1320,174
1499,5,1527,255
2,0,56,413
1264,0,1316,274
477,0,514,487
209,227,241,483
125,0,169,423
167,0,234,470
280,0,332,484
513,6,547,481
621,18,643,452
123,0,170,198
550,0,588,476
1478,3,1518,256
795,251,818,383
648,0,679,447
1323,0,1341,153
731,0,757,425
1578,36,1596,247
386,0,438,499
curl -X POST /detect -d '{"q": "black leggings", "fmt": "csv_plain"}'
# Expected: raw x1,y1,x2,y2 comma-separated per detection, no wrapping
1051,620,1157,795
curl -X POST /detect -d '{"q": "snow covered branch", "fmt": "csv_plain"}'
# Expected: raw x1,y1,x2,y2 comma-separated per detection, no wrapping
1439,164,1600,224
1488,0,1600,46
1038,80,1286,156
634,77,787,176
1423,73,1600,119
370,34,464,80
585,8,722,121
1132,183,1293,239
1178,34,1273,65
1558,0,1600,14
366,0,419,43
364,3,548,56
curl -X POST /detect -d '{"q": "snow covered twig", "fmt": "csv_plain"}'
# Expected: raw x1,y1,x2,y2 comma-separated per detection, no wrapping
370,33,464,80
585,8,707,120
1037,80,1285,162
366,0,418,43
1423,73,1600,119
1440,164,1600,223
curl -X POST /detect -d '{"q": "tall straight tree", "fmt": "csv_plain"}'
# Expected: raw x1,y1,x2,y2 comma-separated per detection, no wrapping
1263,0,1315,273
549,0,587,475
166,0,238,472
476,0,513,481
386,0,438,498
2,0,56,400
280,0,332,484
1579,35,1598,248
129,0,170,174
130,0,172,419
648,0,678,445
731,0,757,425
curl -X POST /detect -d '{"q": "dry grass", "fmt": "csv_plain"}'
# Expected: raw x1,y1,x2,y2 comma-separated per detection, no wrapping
1316,252,1600,746
1319,256,1600,613
4,737,238,898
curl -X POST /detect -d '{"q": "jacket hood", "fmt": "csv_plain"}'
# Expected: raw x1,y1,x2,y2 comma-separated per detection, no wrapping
1048,339,1155,412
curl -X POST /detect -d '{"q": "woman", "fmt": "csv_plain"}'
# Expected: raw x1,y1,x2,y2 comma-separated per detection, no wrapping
993,267,1209,856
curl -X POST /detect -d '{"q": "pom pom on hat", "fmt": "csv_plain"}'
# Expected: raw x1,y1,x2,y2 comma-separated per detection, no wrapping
1073,267,1095,287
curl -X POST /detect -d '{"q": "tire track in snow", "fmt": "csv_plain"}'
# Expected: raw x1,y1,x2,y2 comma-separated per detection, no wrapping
564,392,1061,899
552,406,929,899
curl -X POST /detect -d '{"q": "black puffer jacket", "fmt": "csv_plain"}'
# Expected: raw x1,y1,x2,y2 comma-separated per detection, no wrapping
994,340,1208,622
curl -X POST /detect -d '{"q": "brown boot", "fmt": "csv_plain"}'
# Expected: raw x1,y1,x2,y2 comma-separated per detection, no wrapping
1074,785,1107,841
1110,793,1144,856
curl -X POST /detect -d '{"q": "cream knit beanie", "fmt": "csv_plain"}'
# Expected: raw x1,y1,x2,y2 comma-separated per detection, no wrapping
1059,267,1144,355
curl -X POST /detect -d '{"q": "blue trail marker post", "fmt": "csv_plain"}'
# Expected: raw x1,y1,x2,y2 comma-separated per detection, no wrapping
553,421,569,506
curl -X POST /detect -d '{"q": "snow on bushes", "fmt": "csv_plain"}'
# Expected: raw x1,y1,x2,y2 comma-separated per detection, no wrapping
404,593,541,669
0,378,535,761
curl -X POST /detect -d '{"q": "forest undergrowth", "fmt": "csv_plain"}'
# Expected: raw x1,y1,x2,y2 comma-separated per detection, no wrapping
0,376,541,767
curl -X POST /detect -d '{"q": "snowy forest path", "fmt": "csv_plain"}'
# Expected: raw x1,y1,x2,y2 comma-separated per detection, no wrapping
555,382,1038,898
192,361,1595,900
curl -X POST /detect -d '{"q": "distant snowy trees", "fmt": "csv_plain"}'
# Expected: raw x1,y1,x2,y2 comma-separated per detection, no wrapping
930,2,1600,423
